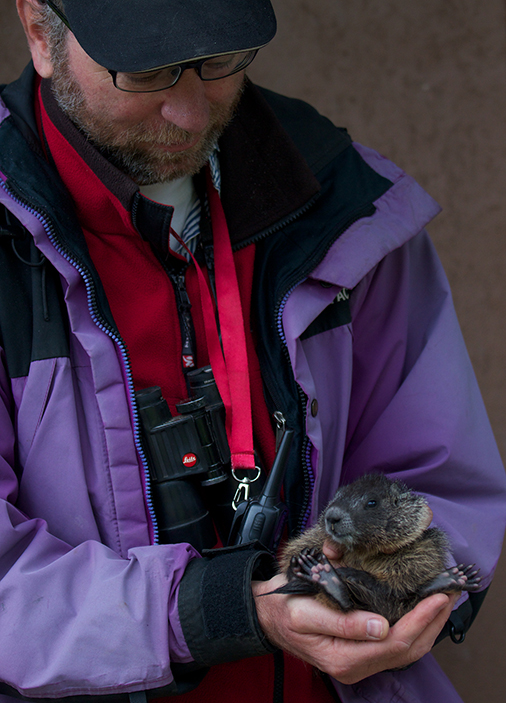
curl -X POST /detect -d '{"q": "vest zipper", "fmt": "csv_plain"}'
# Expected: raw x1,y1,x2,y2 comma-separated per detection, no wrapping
0,178,160,545
169,269,197,378
231,193,321,253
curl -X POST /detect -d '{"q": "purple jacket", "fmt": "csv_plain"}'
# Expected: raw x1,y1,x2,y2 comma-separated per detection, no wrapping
0,68,505,703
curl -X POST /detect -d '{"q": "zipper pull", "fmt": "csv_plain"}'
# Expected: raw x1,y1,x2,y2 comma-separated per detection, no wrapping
170,270,196,372
203,243,217,301
174,273,192,312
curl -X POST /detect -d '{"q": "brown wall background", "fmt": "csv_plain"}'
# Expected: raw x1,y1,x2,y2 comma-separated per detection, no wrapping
1,1,505,701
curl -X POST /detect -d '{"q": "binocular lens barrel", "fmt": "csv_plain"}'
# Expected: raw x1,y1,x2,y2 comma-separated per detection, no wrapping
136,367,234,551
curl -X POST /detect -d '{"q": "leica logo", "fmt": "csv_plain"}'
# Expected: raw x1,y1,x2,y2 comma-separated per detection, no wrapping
182,453,198,468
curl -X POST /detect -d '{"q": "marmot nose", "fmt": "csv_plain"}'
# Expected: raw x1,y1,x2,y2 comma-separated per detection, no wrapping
327,518,340,533
325,507,346,533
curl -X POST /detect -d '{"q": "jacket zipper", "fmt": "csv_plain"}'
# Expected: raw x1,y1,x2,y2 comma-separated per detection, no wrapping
270,202,377,532
0,179,160,544
273,283,314,532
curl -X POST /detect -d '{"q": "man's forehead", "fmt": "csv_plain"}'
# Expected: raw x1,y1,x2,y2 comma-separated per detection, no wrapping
57,0,277,72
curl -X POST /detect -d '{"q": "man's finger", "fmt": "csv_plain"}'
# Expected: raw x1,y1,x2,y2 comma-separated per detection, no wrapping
389,593,451,647
402,593,459,653
322,539,344,562
253,577,390,642
286,595,390,641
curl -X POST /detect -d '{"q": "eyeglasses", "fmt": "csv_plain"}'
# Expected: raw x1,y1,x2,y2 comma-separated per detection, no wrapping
45,1,71,28
108,50,258,92
45,0,258,93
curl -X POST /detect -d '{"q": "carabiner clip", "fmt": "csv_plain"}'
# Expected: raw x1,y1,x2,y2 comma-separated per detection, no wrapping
231,466,262,511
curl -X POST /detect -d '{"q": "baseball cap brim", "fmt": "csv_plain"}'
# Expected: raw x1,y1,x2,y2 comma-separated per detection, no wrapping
60,0,277,72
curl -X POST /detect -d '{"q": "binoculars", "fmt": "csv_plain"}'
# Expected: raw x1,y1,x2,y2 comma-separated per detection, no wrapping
136,366,236,551
136,365,292,554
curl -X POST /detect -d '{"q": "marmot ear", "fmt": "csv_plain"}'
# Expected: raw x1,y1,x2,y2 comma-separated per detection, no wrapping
390,479,407,502
422,505,433,529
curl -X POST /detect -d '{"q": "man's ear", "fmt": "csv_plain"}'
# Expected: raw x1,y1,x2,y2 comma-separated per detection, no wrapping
16,0,55,78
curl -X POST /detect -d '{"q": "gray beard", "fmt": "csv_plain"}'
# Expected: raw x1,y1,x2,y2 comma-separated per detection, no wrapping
49,60,241,185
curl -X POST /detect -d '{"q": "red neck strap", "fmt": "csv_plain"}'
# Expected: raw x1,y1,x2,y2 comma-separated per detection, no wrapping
172,170,256,470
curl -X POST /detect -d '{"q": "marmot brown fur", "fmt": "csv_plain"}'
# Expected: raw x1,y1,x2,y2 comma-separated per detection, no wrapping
274,474,480,624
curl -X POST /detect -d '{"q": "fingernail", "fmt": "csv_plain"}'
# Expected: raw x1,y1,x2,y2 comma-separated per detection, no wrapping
367,618,385,640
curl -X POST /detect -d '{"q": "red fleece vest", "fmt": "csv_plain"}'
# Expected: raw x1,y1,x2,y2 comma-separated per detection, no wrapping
36,83,276,470
36,85,335,703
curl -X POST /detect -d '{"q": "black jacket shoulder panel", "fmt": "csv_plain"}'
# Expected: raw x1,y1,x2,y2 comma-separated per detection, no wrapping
0,63,44,157
0,78,119,372
257,85,352,175
0,209,70,378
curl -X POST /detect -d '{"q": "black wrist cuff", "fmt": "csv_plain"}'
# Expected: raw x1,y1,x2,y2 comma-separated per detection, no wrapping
178,542,277,666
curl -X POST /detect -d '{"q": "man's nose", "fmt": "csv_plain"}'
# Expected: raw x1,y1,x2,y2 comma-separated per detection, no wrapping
159,69,211,133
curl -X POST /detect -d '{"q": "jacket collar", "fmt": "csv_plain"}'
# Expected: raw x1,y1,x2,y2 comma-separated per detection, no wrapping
1,65,321,248
219,81,321,245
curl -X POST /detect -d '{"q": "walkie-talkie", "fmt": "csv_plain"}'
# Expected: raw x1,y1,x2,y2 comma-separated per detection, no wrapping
227,429,293,552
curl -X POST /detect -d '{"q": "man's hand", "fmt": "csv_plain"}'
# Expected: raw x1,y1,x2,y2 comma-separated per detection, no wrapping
252,574,459,684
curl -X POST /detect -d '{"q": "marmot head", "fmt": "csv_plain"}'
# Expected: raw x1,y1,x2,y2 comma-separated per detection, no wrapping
322,474,433,555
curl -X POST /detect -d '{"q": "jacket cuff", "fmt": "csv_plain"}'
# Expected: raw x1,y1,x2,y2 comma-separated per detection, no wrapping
178,543,277,666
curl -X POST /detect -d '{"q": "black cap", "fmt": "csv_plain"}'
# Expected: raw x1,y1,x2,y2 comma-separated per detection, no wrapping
59,0,277,72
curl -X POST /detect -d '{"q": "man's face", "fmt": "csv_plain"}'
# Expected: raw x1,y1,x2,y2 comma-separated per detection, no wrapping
49,33,244,184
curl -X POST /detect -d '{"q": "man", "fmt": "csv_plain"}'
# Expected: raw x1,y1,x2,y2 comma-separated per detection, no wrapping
0,1,504,702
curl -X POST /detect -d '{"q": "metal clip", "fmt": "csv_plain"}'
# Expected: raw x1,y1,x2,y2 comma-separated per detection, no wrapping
232,481,250,510
231,466,262,511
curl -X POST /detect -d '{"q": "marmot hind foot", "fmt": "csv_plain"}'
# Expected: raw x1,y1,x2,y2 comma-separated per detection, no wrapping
418,564,481,597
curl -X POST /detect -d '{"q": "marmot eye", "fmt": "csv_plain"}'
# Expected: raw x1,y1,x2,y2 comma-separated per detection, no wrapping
365,499,377,509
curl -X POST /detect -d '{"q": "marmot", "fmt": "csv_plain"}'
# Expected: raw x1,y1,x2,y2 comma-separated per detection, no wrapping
274,473,480,624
